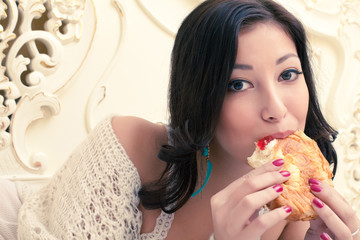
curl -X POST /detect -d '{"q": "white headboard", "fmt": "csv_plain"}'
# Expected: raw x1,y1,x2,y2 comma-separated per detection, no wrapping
1,0,359,215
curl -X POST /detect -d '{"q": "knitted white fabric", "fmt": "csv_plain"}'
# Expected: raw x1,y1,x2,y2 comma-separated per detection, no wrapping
0,178,22,240
17,117,174,239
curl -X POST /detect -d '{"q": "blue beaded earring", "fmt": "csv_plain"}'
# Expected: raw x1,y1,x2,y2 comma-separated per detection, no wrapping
191,145,213,197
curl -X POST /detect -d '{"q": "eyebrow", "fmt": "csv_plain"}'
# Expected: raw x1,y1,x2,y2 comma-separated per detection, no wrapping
233,53,299,70
276,53,298,65
233,63,253,70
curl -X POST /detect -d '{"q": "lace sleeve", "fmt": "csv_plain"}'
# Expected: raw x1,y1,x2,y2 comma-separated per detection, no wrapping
17,117,143,239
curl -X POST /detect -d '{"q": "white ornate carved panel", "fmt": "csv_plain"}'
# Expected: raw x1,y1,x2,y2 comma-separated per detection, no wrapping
0,0,97,181
0,0,359,216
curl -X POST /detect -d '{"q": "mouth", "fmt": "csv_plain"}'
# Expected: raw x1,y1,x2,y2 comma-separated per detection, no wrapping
269,130,295,140
257,130,295,150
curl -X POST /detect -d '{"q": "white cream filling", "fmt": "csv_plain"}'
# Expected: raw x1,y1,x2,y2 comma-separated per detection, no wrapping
247,139,281,168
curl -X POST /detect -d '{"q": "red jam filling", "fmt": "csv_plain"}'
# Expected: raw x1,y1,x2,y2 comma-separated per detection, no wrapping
257,136,274,150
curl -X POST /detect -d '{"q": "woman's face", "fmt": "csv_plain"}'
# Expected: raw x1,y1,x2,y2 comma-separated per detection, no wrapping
214,22,309,163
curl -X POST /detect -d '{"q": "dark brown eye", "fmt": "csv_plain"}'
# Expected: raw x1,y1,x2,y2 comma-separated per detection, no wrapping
280,69,303,81
228,79,253,92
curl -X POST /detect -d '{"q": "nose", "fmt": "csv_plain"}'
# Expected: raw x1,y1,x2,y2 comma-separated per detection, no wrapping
260,88,287,123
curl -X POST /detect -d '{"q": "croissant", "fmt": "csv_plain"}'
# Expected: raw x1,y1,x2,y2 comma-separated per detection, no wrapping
247,130,333,221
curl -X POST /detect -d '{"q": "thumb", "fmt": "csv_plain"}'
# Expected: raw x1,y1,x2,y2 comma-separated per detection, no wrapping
305,218,327,239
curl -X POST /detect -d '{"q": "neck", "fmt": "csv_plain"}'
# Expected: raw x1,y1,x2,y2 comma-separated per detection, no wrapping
196,141,253,197
211,157,253,191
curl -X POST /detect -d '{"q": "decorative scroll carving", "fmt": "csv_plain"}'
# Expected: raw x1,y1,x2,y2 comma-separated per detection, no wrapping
46,0,86,43
6,30,63,95
85,0,125,131
135,0,176,37
335,94,360,217
11,92,61,173
0,0,93,178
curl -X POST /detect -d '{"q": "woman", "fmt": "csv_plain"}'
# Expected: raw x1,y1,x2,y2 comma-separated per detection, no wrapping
2,0,359,239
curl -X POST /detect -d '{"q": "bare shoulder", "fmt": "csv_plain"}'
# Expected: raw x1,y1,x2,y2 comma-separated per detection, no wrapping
111,116,165,147
111,116,168,184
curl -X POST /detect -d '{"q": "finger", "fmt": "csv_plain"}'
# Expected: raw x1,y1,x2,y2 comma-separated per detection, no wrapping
312,197,353,239
211,181,285,237
216,169,290,209
219,159,288,200
248,158,285,176
310,179,347,204
307,217,328,238
240,206,292,238
320,232,333,240
310,180,360,234
352,229,360,240
231,184,285,229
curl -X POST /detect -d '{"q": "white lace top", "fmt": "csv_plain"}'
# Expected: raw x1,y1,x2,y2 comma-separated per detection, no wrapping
16,117,174,239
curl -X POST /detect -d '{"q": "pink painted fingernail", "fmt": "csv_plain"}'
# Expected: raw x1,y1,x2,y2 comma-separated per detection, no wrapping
309,178,321,185
273,184,283,192
272,159,284,166
280,171,290,177
313,197,324,208
320,232,331,240
310,184,322,192
283,206,292,213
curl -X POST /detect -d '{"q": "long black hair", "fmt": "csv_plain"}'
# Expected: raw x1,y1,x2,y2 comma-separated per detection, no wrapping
139,0,338,213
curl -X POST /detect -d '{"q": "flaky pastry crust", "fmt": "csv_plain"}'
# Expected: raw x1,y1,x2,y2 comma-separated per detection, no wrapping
248,130,333,221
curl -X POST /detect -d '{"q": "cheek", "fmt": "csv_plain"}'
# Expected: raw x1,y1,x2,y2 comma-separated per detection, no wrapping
288,82,309,129
215,97,258,158
298,85,309,122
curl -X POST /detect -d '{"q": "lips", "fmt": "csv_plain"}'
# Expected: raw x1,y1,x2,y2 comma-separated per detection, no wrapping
269,130,295,139
257,130,295,150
